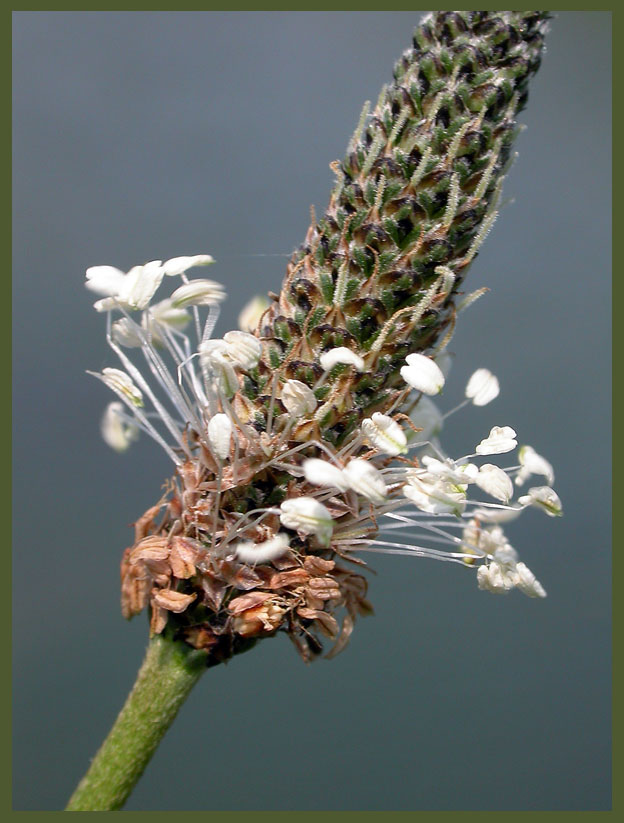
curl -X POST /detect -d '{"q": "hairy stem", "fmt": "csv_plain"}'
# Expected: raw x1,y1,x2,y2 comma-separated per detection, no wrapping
66,634,207,811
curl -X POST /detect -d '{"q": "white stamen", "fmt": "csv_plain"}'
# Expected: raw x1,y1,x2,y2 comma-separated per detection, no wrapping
343,459,387,505
170,279,226,308
281,379,317,417
235,533,290,565
118,261,165,311
515,445,555,487
361,413,408,456
515,562,547,598
279,497,334,547
161,254,215,276
465,368,500,406
401,353,445,395
111,317,144,348
207,413,233,461
99,368,144,407
85,265,126,296
518,486,562,517
403,471,466,516
100,402,140,452
199,345,239,399
319,347,365,372
238,295,270,332
474,464,514,503
222,331,262,370
303,458,350,491
145,299,190,334
476,426,517,455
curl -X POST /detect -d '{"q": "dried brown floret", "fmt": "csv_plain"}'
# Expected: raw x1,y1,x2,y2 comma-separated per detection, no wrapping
152,589,197,613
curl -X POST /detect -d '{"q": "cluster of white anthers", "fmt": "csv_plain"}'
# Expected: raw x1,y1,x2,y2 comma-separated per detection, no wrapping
86,254,254,465
87,256,561,599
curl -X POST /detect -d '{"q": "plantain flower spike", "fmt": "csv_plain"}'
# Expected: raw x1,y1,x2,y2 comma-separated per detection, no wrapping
88,12,560,665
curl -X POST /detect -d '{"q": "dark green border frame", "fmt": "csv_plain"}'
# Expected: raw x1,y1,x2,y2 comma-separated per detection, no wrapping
7,4,614,818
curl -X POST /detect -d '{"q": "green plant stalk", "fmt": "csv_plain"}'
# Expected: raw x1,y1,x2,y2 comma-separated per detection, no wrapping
66,634,207,811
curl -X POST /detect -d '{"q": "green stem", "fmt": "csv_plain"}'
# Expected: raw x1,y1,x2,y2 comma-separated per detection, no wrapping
66,633,207,811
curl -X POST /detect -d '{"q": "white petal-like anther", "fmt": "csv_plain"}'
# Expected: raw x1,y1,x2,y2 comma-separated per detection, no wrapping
421,456,477,485
343,459,387,504
474,464,514,503
477,561,516,594
93,297,119,312
161,254,215,276
142,299,190,346
119,261,164,310
208,413,233,461
404,473,466,516
87,261,164,311
491,542,519,568
238,295,270,332
361,413,407,456
111,318,143,348
471,506,524,524
200,339,228,359
85,265,126,296
461,520,509,558
170,279,227,308
223,330,262,370
235,533,290,565
100,368,144,407
303,458,350,491
280,497,334,547
518,486,562,517
478,555,546,598
476,426,517,455
200,345,239,398
515,445,555,487
100,402,139,452
146,299,190,331
400,353,445,395
515,562,547,598
465,368,500,406
319,347,365,372
281,379,317,417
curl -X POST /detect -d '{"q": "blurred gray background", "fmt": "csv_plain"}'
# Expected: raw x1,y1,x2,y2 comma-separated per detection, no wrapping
12,12,611,811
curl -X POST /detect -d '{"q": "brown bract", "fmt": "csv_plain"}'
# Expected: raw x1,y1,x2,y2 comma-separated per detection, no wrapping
121,493,373,663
